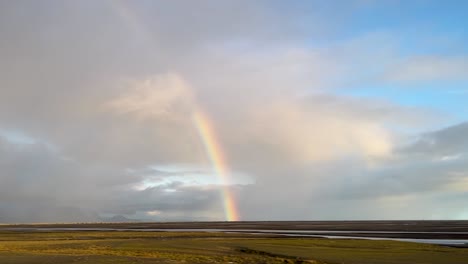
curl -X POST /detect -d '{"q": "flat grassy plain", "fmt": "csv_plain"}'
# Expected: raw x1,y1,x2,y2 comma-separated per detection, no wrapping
1,231,468,264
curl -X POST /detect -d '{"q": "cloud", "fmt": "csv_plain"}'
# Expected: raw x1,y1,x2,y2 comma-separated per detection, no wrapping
0,0,467,222
105,73,195,121
401,121,468,156
235,119,468,220
237,98,392,164
383,56,468,82
0,135,226,222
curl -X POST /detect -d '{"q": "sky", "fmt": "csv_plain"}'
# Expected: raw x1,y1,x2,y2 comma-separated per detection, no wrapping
1,0,468,223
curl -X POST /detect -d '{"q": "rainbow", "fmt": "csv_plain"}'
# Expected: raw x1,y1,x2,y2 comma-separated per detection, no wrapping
192,110,240,221
109,1,240,221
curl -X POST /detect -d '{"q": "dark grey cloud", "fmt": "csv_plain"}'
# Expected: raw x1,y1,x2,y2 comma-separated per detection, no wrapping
402,121,468,156
0,135,226,222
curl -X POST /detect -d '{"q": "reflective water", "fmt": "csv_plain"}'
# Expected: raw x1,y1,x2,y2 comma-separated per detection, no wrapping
4,228,468,246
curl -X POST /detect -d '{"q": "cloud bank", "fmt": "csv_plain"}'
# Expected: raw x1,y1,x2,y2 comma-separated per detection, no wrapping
1,0,468,222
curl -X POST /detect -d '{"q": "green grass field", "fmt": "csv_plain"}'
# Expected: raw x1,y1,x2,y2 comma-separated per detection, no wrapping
1,231,467,263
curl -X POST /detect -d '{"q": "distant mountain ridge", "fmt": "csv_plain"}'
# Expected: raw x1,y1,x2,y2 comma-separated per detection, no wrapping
99,215,141,223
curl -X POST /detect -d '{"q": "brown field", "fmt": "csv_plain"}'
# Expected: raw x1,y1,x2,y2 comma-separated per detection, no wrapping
1,221,468,263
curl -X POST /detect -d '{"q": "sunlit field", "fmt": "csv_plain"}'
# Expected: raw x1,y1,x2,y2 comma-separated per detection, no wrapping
1,231,468,264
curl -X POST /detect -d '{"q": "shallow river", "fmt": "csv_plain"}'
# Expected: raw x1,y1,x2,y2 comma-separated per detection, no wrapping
4,227,468,246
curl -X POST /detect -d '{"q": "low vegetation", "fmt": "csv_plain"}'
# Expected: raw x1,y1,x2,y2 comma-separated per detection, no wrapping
0,231,467,263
